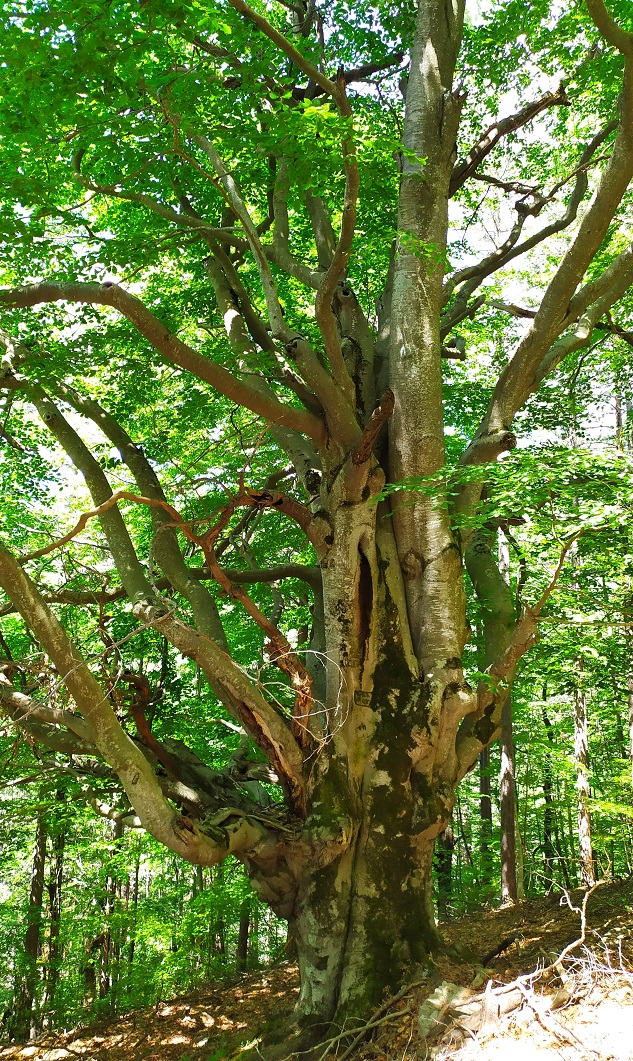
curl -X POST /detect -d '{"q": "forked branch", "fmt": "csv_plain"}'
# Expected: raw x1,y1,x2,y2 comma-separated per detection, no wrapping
450,84,570,196
0,281,325,444
0,541,267,865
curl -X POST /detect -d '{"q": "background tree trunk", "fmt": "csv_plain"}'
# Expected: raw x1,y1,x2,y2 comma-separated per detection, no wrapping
626,635,633,787
435,824,456,918
127,846,140,969
466,524,519,902
542,701,557,890
478,747,493,891
43,793,65,1025
574,660,596,886
14,808,47,1041
499,694,518,904
236,898,250,972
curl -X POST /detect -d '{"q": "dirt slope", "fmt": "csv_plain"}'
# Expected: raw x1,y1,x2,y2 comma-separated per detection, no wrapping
1,880,631,1061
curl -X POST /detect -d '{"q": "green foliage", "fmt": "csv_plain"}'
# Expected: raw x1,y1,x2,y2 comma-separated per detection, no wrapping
0,775,284,1030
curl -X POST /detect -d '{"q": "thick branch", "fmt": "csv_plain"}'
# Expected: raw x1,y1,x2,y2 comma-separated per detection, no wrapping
72,150,240,241
74,152,320,284
0,281,325,444
456,532,583,775
201,252,322,485
269,159,324,289
563,240,633,324
226,0,337,99
177,143,356,445
351,389,395,466
313,85,360,403
0,564,321,617
185,127,294,341
304,192,337,269
28,385,153,601
7,473,309,803
224,0,360,405
443,122,616,319
18,487,324,567
461,50,633,462
229,564,321,589
282,336,362,450
450,85,570,196
0,542,252,865
54,380,229,649
0,682,98,756
585,0,633,55
131,598,308,811
0,675,95,744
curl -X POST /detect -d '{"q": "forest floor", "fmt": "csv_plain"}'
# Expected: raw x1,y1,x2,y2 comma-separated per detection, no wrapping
2,880,632,1061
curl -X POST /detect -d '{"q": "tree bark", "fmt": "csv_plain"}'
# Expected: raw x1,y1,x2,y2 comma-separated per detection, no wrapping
43,793,65,1024
14,808,47,1041
542,702,557,890
478,746,493,890
574,660,596,886
289,829,438,1026
499,694,518,904
236,898,251,972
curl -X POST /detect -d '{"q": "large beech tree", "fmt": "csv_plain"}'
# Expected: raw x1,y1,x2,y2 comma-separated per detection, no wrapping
1,0,633,1042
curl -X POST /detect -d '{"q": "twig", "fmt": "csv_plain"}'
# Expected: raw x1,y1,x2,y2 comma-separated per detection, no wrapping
516,981,599,1057
315,1006,412,1061
319,978,427,1061
549,880,602,977
430,882,604,1053
19,489,192,562
532,530,584,616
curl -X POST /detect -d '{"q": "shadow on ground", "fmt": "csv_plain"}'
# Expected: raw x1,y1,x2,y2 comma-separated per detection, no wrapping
1,881,631,1061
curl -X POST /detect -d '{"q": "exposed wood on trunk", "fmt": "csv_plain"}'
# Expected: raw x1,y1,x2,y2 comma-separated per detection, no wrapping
236,898,251,972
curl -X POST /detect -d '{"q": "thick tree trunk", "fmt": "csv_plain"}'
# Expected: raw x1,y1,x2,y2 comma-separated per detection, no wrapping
289,829,437,1026
242,530,459,1031
255,423,469,1030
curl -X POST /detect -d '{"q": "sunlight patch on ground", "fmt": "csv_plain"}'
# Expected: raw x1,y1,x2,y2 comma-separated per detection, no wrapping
440,993,633,1061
